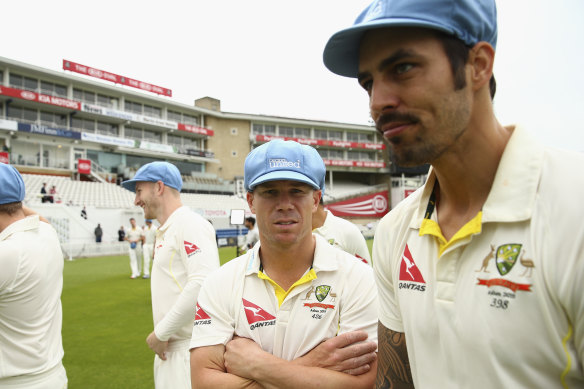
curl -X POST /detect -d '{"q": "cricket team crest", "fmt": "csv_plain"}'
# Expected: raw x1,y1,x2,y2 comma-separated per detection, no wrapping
315,285,331,302
495,244,521,275
476,243,534,295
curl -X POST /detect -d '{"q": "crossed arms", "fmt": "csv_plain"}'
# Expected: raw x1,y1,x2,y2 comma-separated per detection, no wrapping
190,330,378,389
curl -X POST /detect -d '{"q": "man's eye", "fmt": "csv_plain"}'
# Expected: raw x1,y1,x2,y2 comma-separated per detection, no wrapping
360,80,373,93
395,63,414,74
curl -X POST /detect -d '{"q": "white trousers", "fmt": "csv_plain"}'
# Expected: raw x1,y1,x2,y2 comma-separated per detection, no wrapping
128,247,139,277
153,340,191,389
143,243,154,276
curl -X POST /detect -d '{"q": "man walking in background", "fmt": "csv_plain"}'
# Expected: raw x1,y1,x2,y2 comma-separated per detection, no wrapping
323,0,584,387
125,217,143,279
312,198,371,264
122,161,220,389
142,219,157,279
0,163,68,388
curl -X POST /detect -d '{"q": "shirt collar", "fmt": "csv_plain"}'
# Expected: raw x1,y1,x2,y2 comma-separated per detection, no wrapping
0,215,40,241
410,125,543,228
244,233,339,276
157,205,188,233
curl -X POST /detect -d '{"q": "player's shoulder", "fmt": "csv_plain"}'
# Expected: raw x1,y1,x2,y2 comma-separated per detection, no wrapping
316,235,372,273
203,254,248,286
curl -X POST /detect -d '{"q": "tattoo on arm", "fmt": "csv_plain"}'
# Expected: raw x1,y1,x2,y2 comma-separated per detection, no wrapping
375,322,414,389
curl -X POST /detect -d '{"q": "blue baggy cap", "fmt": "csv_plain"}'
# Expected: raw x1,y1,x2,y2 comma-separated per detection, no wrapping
323,0,498,77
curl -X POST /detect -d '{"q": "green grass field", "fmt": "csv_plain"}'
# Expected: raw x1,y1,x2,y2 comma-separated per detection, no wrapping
62,246,238,388
62,242,373,387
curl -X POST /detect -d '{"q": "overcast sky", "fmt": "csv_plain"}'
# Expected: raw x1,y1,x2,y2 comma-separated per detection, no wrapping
4,0,583,151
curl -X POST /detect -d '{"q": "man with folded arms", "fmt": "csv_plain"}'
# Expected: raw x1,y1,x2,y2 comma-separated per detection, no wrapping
190,140,378,389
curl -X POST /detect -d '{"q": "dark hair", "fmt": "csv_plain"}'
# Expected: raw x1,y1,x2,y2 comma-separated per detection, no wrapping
245,216,256,226
0,201,23,215
434,31,496,100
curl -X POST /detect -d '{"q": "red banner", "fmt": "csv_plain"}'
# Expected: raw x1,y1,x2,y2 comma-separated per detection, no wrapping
256,134,385,150
0,152,9,164
78,159,91,175
63,60,172,97
0,86,80,110
322,159,385,168
477,278,532,292
177,123,214,136
326,191,389,218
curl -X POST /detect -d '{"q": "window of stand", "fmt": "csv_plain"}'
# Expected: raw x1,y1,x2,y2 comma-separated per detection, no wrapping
253,123,276,136
125,127,143,140
347,150,375,161
40,111,67,128
7,105,37,123
40,81,67,98
97,121,118,136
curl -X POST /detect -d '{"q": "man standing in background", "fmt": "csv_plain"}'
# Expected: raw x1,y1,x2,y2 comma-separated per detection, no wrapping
142,219,157,279
0,163,68,388
122,161,220,389
94,223,103,243
125,217,144,279
118,225,125,242
312,198,371,264
240,216,259,253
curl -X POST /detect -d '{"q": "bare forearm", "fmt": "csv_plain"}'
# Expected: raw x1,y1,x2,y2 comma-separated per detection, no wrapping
375,323,414,389
248,354,376,389
191,346,264,389
192,369,263,389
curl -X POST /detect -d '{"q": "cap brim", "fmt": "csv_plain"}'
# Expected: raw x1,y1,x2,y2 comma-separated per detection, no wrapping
323,18,453,78
248,171,320,191
121,179,139,192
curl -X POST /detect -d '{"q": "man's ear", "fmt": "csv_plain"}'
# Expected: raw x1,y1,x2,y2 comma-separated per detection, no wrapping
155,181,165,195
247,192,255,214
468,41,495,92
313,190,322,212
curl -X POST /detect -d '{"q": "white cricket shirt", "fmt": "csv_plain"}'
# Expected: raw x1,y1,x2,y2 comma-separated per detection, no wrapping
151,206,220,342
373,126,584,388
143,224,157,245
313,209,371,264
0,216,65,380
190,234,378,360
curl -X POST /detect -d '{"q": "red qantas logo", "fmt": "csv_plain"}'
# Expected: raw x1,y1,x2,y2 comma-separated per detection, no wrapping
399,244,425,283
184,241,201,256
355,253,368,264
195,303,210,320
242,298,275,325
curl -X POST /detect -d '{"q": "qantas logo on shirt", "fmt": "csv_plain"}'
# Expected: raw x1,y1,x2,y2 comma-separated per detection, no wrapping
194,303,211,326
399,244,426,292
184,241,201,257
242,298,276,330
355,253,369,264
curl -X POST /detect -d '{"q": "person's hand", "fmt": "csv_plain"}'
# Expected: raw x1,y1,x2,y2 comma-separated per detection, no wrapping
146,331,168,360
224,336,266,379
294,330,377,375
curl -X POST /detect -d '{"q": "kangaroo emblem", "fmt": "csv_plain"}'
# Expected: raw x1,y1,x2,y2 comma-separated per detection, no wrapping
303,285,315,300
519,250,535,277
476,244,495,272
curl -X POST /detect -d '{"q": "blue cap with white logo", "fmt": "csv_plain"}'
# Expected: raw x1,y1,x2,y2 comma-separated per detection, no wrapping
244,140,326,192
323,0,498,78
122,161,182,193
0,163,25,205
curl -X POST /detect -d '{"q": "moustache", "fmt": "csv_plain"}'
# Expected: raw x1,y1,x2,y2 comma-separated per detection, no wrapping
375,112,420,133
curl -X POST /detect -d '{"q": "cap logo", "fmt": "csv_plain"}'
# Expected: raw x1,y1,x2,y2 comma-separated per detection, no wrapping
269,158,300,169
